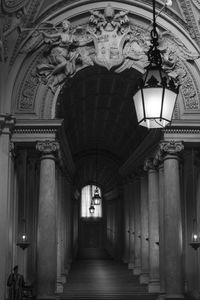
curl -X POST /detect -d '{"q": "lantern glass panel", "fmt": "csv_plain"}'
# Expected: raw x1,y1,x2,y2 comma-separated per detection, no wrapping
143,87,163,118
162,89,177,121
133,89,144,123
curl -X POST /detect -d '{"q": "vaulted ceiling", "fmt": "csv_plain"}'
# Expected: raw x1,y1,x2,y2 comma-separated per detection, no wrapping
57,66,149,193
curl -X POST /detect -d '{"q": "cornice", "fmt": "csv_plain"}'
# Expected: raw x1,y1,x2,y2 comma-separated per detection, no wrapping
164,123,200,144
12,119,63,142
164,128,200,134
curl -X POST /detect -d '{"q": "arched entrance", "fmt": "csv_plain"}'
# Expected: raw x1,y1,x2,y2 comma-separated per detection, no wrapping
1,1,200,300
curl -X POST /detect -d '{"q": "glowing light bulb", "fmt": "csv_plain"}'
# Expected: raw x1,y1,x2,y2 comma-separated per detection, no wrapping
165,0,172,6
22,234,27,241
193,234,198,241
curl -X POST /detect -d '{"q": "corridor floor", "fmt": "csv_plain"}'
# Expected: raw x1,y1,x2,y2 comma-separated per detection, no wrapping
57,248,158,300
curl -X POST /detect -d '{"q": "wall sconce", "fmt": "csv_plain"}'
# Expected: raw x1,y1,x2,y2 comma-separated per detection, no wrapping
189,150,200,250
17,232,30,250
190,218,200,250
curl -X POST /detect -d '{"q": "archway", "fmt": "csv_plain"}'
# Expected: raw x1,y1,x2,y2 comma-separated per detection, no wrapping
1,1,200,299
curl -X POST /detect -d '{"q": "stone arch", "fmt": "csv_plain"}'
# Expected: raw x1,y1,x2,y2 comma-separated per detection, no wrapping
10,1,200,122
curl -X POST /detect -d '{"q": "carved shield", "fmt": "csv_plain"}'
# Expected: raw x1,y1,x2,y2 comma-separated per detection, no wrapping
92,28,128,70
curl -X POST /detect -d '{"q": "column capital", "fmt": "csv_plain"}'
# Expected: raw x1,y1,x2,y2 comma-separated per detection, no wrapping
36,140,59,156
159,140,184,156
144,158,156,172
0,114,15,135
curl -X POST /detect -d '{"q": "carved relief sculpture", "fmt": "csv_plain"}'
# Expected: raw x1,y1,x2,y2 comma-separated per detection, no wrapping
18,3,200,112
87,3,130,69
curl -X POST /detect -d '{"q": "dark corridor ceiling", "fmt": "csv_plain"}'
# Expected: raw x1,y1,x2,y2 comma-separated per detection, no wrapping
57,66,149,192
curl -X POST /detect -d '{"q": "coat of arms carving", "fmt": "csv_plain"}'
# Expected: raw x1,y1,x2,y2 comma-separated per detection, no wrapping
88,4,130,69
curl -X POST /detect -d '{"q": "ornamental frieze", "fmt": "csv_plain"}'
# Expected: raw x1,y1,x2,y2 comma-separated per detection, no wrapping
18,4,199,110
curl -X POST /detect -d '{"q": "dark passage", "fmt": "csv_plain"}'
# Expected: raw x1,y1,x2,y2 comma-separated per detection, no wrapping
58,248,157,300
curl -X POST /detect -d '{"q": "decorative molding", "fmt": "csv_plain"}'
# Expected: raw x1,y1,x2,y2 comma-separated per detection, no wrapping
12,119,63,142
180,63,200,110
191,0,200,10
18,4,198,96
164,127,200,134
16,53,42,112
36,140,59,155
1,0,27,14
159,140,184,156
9,3,199,117
179,0,200,43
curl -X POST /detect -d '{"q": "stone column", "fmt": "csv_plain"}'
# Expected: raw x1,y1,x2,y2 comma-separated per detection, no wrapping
0,115,15,300
158,161,165,296
196,161,200,298
123,183,130,263
36,140,59,298
160,141,184,299
140,173,149,284
64,180,72,274
128,181,135,269
144,158,160,293
133,177,141,275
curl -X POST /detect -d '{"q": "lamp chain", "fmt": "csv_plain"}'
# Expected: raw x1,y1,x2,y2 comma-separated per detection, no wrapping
148,0,162,66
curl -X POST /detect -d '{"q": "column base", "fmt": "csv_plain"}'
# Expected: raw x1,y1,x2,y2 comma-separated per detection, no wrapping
140,273,149,284
128,262,134,269
148,280,160,293
133,267,141,275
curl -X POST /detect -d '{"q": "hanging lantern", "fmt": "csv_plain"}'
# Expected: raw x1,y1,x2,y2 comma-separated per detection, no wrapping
133,0,179,129
89,204,95,214
190,219,200,250
92,187,101,205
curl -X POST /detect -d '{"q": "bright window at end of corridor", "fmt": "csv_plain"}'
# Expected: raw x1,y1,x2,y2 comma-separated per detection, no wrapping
81,185,102,218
